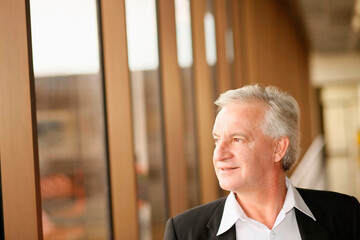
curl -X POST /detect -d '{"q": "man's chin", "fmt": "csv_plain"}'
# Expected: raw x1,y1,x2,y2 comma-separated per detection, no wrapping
218,181,234,192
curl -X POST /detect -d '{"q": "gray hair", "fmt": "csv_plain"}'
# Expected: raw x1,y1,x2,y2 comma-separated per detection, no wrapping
214,84,300,171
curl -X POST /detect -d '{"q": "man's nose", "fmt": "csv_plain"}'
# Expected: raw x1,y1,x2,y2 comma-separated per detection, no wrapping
213,141,232,161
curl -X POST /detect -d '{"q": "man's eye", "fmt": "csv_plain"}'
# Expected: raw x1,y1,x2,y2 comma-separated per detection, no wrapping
214,139,220,145
234,138,243,143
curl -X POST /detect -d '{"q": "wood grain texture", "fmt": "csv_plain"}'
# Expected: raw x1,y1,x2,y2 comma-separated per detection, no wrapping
241,0,314,168
0,0,43,239
191,0,219,204
157,0,189,216
214,0,232,94
99,0,138,238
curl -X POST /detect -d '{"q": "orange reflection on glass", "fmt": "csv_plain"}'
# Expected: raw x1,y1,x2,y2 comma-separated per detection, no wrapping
125,0,167,239
29,0,111,239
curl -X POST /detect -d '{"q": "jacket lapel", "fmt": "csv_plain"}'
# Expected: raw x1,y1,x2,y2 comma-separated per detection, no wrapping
207,198,236,240
295,209,333,240
216,225,236,240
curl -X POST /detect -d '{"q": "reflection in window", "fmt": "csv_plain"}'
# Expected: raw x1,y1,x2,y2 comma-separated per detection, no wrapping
205,0,219,104
125,0,167,239
225,0,235,87
30,0,111,239
174,0,200,208
175,0,193,68
204,10,217,67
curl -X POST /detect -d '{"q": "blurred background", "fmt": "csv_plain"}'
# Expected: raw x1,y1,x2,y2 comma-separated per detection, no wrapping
1,0,360,239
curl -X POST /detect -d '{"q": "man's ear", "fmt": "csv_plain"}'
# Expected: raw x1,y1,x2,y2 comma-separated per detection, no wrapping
273,137,290,163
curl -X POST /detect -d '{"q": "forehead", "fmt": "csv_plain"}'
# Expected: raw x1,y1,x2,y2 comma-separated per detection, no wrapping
213,100,268,130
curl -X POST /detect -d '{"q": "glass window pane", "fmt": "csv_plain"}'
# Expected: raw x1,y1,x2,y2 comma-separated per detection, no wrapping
29,0,111,239
205,0,219,106
204,10,217,66
225,0,235,87
125,0,167,239
175,0,193,68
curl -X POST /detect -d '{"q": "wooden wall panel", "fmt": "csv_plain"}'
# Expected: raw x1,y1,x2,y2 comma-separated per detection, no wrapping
214,0,232,94
231,0,248,88
191,0,219,204
242,0,314,161
0,0,43,239
99,0,138,239
157,0,188,217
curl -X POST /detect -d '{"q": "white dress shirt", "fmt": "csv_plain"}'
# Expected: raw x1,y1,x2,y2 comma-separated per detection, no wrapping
217,177,316,239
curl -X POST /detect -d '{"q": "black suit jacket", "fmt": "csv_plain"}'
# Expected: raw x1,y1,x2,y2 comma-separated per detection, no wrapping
164,189,360,239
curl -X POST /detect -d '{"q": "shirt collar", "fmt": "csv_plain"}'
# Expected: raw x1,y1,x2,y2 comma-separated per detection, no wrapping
286,177,316,221
216,177,316,236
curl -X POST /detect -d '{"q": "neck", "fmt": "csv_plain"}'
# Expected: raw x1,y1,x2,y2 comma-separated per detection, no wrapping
234,172,287,229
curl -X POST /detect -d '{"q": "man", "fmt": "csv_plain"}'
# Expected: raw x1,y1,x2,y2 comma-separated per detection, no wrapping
164,84,360,239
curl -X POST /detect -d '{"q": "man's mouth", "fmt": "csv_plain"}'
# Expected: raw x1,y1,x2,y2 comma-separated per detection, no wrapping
220,167,238,171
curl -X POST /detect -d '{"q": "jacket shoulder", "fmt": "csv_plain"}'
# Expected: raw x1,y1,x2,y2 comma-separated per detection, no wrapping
165,197,226,240
297,188,359,213
297,188,358,205
172,197,226,225
297,187,360,239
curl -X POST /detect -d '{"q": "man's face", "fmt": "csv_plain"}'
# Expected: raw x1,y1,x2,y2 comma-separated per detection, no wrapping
212,101,277,194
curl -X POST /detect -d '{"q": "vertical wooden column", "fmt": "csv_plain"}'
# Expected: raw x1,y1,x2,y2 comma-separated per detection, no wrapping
214,0,232,94
0,0,43,239
99,0,138,239
231,0,248,88
157,0,188,216
190,0,219,204
242,0,256,83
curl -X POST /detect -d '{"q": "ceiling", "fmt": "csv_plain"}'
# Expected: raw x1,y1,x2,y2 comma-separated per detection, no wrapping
296,0,360,52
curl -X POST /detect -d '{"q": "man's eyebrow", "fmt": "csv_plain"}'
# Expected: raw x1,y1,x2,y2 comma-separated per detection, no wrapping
212,132,247,138
229,132,246,136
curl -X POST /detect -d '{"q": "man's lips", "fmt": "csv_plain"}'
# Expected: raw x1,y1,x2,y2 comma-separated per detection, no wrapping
219,167,238,171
